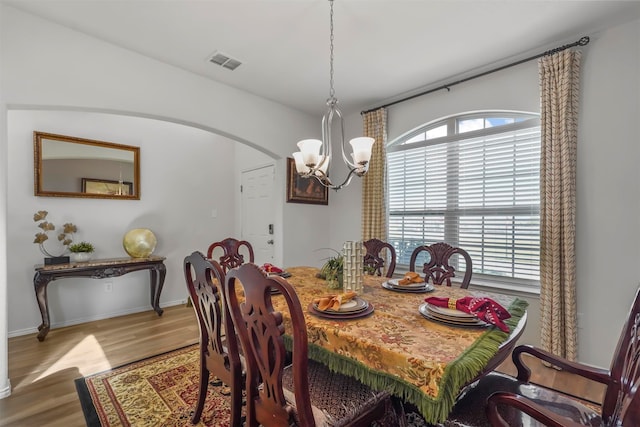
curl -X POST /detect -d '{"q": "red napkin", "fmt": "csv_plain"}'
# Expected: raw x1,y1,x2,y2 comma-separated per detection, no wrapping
261,263,283,274
424,296,511,332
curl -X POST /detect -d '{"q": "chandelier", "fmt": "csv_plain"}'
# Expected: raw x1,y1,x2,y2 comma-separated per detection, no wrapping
292,0,374,191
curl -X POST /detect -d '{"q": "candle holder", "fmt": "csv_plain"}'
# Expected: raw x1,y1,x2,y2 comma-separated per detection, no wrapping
342,241,363,293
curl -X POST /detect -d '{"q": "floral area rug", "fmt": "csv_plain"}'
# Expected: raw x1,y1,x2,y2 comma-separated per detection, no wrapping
75,344,426,427
75,345,234,427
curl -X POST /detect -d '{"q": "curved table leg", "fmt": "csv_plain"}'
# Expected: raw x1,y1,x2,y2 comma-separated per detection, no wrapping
33,257,167,341
34,272,52,341
150,264,165,316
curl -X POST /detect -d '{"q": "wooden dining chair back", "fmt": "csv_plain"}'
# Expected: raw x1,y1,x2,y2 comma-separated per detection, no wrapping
184,251,243,426
224,263,391,427
485,284,640,426
409,242,472,288
439,285,640,427
207,237,255,272
363,238,397,278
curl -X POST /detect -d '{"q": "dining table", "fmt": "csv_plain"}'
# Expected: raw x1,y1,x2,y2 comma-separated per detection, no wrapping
270,266,528,424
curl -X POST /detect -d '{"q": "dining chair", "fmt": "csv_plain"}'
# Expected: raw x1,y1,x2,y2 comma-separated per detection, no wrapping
409,242,472,288
184,251,243,426
206,237,255,273
363,238,396,278
437,285,640,427
224,263,392,427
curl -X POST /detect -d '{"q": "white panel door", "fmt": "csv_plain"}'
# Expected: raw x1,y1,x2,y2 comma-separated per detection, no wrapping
241,164,275,265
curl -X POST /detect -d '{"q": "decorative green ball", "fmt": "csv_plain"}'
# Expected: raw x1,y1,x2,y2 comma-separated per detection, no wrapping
123,228,157,258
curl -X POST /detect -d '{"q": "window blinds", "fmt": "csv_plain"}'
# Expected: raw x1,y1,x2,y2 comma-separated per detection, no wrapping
388,122,540,283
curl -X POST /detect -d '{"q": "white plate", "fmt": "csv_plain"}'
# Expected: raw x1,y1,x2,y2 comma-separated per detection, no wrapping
388,278,427,288
340,300,358,310
266,271,291,278
313,297,369,313
381,281,434,293
426,309,481,324
427,303,477,319
419,304,488,328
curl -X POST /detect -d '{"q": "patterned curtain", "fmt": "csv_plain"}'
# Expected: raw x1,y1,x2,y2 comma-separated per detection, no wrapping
539,49,581,361
361,108,387,241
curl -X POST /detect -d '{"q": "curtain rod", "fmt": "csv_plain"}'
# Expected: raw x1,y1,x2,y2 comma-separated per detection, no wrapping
361,36,590,115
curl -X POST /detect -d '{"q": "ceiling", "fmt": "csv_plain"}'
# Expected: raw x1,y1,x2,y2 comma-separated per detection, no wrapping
4,0,640,116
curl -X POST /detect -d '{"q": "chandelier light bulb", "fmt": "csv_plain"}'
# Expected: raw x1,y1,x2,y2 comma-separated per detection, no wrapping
297,139,323,166
292,152,309,174
349,137,374,164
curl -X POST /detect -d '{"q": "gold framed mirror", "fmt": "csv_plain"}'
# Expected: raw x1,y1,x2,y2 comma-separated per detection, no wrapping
34,131,140,200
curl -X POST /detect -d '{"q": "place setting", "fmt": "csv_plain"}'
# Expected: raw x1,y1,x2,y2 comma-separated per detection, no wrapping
259,263,292,295
382,272,435,293
419,303,489,328
419,296,512,330
260,263,292,278
308,291,374,320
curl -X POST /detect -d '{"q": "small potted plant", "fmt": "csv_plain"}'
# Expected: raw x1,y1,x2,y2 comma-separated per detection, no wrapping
316,249,344,289
68,241,95,262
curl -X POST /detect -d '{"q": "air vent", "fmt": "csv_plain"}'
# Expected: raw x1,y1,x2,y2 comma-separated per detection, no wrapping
208,51,242,71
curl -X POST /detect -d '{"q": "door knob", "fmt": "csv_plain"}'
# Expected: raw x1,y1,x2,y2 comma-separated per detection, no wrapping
267,239,274,245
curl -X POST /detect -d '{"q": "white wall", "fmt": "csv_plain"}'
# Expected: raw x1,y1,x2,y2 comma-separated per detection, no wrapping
0,4,327,396
0,7,313,157
1,2,635,384
0,4,328,264
576,19,640,367
7,110,240,334
0,2,10,399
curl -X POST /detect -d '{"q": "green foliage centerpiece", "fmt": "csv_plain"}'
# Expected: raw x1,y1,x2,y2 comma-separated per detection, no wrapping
69,241,95,253
316,248,344,289
69,241,95,262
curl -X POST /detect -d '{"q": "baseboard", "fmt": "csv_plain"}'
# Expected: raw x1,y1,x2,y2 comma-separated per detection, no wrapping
0,379,11,399
8,299,188,338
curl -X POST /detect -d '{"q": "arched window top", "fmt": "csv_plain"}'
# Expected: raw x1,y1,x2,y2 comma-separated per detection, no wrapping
389,111,540,150
386,110,541,289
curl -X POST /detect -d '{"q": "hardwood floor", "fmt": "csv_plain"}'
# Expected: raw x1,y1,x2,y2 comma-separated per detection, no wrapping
496,353,606,405
0,305,606,426
0,305,199,427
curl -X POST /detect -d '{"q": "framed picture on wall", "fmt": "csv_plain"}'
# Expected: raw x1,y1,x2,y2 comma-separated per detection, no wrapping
286,158,329,205
82,178,133,196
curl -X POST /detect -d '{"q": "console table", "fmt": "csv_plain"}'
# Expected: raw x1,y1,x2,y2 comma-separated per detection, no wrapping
33,256,166,341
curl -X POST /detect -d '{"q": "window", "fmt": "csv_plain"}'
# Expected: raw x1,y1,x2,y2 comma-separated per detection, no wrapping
387,112,540,290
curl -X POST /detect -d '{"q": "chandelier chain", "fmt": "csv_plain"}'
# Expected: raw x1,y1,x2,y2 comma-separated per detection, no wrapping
292,0,373,191
328,0,335,101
